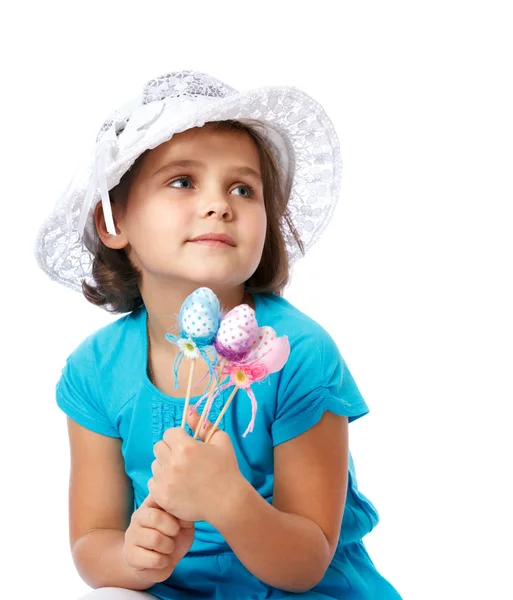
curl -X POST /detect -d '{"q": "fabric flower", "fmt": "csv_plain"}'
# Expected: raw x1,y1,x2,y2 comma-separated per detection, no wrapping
177,337,200,359
229,362,267,389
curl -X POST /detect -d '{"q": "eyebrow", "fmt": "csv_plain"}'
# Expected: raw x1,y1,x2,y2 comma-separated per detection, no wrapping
151,159,262,181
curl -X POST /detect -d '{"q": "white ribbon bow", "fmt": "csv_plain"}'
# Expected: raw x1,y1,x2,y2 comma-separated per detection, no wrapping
76,100,167,238
60,94,216,257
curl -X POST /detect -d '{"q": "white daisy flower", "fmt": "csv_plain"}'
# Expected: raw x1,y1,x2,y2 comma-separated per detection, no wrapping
178,337,200,359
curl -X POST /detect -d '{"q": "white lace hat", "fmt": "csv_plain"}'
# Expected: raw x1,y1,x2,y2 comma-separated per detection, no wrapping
34,70,342,292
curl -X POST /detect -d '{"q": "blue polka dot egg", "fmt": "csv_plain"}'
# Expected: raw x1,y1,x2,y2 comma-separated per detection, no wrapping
179,287,221,346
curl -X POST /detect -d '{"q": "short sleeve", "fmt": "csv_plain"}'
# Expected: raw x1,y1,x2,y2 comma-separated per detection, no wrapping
56,339,120,438
271,326,369,446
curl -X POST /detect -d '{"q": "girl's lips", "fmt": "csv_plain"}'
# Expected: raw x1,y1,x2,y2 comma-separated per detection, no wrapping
190,239,234,248
188,233,236,247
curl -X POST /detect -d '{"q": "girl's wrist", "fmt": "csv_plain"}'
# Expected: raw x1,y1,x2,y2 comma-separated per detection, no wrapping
205,474,253,531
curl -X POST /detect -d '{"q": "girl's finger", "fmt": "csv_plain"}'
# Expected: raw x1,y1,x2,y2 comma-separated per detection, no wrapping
140,506,181,538
153,439,172,462
186,408,215,442
151,458,163,478
137,525,176,554
130,545,172,571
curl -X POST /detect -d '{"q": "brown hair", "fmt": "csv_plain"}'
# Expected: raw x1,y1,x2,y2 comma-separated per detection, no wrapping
81,119,304,314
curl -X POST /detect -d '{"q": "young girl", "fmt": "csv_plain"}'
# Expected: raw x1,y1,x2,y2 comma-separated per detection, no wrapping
35,70,402,599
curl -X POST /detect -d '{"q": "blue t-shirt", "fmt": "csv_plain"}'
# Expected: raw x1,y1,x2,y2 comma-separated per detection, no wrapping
56,292,380,555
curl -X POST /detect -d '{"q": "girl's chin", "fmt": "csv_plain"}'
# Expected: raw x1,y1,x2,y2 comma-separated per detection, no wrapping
178,269,246,288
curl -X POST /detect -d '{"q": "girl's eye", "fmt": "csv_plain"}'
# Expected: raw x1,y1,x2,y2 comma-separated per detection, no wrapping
169,178,254,197
231,185,254,198
169,177,193,189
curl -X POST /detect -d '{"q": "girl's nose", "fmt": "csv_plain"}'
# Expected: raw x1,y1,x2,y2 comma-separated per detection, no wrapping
200,191,233,221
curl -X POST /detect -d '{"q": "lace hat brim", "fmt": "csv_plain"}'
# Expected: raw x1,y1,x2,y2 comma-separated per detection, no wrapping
34,71,341,293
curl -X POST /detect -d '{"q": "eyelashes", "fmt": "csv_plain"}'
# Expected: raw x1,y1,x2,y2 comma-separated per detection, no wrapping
168,176,256,198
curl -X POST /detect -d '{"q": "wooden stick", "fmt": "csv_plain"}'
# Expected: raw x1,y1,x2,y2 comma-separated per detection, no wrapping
182,358,196,429
194,358,226,439
181,358,196,428
205,386,238,444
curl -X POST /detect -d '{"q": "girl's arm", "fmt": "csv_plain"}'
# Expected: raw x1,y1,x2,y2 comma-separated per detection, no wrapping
210,411,349,593
72,528,156,590
66,417,154,590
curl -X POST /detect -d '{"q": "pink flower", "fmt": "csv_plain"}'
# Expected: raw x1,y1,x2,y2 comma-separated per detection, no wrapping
227,361,268,390
247,362,267,382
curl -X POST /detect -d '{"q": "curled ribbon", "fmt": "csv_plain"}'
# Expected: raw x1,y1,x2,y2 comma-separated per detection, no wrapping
165,333,219,391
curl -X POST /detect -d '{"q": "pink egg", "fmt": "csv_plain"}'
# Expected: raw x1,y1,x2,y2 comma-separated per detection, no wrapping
244,326,290,374
214,304,258,361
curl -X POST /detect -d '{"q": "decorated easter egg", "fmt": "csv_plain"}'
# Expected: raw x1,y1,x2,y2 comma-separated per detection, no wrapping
179,287,221,344
245,326,290,374
214,304,258,361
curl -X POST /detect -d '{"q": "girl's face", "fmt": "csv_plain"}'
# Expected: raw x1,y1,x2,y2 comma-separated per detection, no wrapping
111,124,267,291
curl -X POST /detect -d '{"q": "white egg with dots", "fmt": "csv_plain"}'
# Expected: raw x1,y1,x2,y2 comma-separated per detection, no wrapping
179,287,221,342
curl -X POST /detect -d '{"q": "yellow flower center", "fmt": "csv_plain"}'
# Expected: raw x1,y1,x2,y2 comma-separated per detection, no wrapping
185,342,195,352
236,370,247,384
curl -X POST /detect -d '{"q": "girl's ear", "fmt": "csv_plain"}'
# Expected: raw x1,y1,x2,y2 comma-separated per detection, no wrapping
94,201,128,249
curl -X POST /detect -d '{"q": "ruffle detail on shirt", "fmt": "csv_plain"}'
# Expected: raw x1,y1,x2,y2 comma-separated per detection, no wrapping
151,393,227,444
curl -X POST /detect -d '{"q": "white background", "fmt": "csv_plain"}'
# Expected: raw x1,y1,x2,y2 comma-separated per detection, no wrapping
1,1,512,598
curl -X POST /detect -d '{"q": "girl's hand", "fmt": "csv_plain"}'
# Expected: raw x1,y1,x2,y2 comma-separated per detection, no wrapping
147,409,246,524
122,494,195,586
